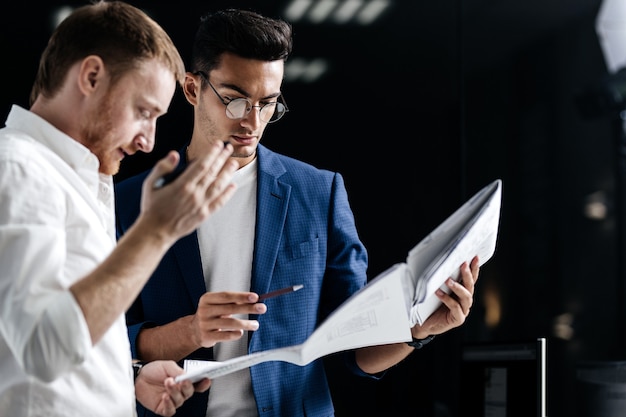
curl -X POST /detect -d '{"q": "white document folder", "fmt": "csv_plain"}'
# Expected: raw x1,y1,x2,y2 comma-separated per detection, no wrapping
176,179,503,382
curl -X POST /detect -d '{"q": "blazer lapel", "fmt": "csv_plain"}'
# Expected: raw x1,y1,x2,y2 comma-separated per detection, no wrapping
252,145,290,295
172,231,207,305
166,148,207,306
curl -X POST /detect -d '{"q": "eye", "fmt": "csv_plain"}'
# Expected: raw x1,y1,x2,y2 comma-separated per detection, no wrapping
139,109,151,119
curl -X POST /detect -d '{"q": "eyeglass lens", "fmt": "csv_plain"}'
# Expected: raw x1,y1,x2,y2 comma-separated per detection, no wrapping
226,99,286,123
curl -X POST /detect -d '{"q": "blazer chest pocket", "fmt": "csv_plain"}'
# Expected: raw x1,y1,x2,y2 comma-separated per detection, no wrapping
282,237,320,262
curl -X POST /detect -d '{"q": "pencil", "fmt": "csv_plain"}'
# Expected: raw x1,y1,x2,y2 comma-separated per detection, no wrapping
258,284,304,301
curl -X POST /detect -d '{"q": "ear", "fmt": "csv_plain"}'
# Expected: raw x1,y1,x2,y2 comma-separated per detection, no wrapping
183,72,200,105
77,55,106,96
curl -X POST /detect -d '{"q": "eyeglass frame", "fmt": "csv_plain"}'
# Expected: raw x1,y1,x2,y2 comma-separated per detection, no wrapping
193,71,289,123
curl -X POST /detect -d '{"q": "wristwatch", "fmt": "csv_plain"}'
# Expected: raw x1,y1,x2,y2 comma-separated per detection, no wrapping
132,361,145,381
406,335,435,349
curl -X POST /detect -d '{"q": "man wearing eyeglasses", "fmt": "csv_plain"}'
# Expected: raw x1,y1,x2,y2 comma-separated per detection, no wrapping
115,8,480,417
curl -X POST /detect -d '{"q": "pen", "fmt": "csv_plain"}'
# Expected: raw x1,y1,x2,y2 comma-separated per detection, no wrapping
258,284,304,301
153,164,186,189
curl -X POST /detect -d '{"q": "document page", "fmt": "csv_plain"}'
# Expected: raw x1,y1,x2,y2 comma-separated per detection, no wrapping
406,179,502,326
176,265,412,383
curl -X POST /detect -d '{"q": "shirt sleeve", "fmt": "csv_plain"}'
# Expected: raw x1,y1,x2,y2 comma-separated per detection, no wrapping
0,155,91,382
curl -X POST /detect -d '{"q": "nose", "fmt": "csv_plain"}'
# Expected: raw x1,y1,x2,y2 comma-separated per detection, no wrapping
239,105,263,129
134,123,156,154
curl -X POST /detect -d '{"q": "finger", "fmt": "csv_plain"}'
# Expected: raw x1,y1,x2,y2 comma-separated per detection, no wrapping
164,378,192,408
205,159,238,193
199,291,261,305
457,262,475,293
435,289,467,323
196,330,244,347
198,302,266,318
156,393,176,417
193,142,235,190
202,161,238,211
179,380,195,401
205,181,237,215
194,378,212,393
145,151,181,190
197,316,260,333
470,256,480,282
170,141,230,191
441,277,473,310
448,277,474,312
197,294,267,317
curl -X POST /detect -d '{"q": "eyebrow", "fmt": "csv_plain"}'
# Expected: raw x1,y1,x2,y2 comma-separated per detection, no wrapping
138,101,167,119
148,101,167,116
217,81,281,101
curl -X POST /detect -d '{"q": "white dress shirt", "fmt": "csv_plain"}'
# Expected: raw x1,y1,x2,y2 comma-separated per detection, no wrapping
0,105,135,417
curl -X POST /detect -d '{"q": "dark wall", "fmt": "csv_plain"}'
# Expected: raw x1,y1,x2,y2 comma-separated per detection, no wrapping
460,2,621,416
2,1,623,416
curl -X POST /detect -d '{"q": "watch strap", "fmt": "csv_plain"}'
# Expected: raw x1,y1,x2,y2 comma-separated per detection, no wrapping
406,335,435,349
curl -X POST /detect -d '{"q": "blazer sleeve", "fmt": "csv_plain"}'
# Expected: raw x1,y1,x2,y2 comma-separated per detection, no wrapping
322,173,384,379
114,171,153,359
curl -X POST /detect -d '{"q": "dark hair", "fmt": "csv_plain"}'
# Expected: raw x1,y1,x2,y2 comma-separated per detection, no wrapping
30,0,185,105
191,9,293,74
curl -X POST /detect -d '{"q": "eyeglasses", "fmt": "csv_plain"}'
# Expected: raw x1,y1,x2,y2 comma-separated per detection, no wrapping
194,71,289,123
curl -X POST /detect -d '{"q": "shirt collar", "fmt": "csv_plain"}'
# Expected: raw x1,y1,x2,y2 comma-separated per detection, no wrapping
5,105,100,175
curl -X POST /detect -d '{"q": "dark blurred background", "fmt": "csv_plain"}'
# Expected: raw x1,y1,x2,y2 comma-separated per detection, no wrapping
4,0,626,415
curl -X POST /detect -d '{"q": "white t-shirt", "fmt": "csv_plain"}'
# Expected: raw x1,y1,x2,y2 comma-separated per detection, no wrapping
0,105,135,417
198,158,258,417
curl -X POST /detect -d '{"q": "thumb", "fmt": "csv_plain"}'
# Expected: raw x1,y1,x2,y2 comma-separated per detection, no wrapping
147,151,181,189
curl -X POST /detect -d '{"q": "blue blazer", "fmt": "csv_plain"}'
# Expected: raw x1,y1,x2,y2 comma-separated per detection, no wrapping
115,144,371,417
